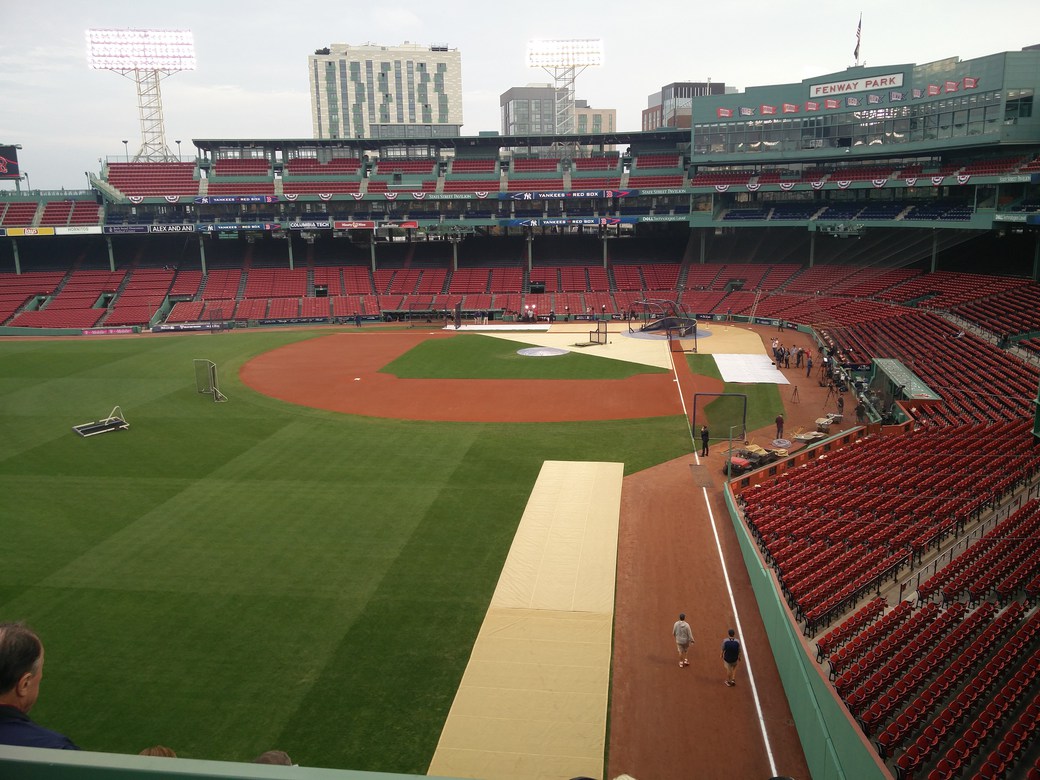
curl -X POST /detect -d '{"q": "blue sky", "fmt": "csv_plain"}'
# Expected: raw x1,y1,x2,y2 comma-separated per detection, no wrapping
2,0,1038,189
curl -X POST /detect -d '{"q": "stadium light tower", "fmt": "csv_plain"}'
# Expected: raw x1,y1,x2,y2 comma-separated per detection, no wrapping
526,38,603,134
87,28,196,162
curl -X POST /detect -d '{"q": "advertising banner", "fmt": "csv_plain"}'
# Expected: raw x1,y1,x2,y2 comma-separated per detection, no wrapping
194,195,278,204
506,217,635,227
288,220,332,230
55,226,104,235
83,327,135,336
505,189,633,200
201,223,272,232
5,227,54,236
149,224,196,233
104,225,150,234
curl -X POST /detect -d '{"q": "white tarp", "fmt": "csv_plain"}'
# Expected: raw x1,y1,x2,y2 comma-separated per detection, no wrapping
713,353,791,385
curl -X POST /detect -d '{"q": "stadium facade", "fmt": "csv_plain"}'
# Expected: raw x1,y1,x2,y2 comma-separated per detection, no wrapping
308,42,464,140
693,47,1038,159
0,44,1035,298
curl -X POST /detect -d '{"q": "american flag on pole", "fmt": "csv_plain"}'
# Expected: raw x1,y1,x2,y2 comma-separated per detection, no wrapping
854,14,862,61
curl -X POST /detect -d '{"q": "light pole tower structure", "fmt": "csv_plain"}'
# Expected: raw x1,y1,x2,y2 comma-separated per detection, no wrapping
525,38,603,135
87,28,196,162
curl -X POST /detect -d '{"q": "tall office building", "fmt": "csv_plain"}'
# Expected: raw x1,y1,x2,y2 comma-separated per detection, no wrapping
309,42,464,140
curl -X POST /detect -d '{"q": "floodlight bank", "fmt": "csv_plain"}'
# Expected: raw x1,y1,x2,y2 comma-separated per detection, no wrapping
526,38,604,68
86,28,196,71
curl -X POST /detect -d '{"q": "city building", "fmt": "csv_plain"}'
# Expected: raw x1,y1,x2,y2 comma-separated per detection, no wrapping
643,81,730,131
501,86,617,137
308,42,463,141
574,99,616,135
500,84,560,135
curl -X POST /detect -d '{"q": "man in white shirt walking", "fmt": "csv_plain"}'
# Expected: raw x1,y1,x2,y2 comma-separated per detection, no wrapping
672,613,694,668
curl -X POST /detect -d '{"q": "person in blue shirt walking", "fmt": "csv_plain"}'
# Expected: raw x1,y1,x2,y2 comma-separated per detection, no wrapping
722,628,742,687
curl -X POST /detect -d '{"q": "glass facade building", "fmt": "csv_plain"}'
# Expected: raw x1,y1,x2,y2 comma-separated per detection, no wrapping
500,85,561,135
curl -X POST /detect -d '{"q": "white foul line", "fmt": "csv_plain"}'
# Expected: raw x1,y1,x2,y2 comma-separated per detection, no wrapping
667,343,695,449
671,344,778,776
698,484,778,776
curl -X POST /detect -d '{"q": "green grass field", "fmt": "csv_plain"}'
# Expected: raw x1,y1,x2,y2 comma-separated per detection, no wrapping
382,333,670,379
686,353,783,441
0,330,691,773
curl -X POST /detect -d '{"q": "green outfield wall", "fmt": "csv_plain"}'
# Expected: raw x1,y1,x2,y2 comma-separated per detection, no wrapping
724,487,890,780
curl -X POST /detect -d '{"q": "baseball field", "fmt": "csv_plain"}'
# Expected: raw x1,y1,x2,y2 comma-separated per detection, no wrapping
2,327,706,773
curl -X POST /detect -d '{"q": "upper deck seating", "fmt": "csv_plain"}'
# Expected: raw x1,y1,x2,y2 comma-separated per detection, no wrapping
39,201,74,226
374,160,436,175
0,202,40,226
571,156,619,171
282,180,361,194
512,158,560,173
212,159,271,176
284,157,362,175
632,153,681,169
69,202,102,225
441,178,501,193
449,158,497,174
690,171,754,186
627,174,685,188
106,162,199,197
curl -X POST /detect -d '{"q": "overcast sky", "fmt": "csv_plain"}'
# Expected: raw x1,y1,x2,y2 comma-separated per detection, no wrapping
2,0,1038,190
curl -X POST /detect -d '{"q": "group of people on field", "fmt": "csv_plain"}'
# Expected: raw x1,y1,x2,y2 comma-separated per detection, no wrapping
672,613,742,687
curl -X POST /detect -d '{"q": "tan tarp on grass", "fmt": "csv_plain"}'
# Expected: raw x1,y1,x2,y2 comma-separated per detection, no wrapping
428,460,623,780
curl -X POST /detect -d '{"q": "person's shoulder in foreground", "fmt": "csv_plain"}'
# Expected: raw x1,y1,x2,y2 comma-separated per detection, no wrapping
0,622,79,750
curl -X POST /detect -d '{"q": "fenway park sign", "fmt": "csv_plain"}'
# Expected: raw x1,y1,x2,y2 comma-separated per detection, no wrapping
809,73,904,98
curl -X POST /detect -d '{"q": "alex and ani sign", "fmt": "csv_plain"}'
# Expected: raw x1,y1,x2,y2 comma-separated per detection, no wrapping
809,73,904,98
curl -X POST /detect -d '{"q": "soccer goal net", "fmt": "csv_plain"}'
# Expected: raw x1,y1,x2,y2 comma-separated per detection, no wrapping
193,359,228,402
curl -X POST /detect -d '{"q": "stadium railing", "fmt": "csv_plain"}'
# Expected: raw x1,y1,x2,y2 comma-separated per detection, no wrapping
0,744,430,780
